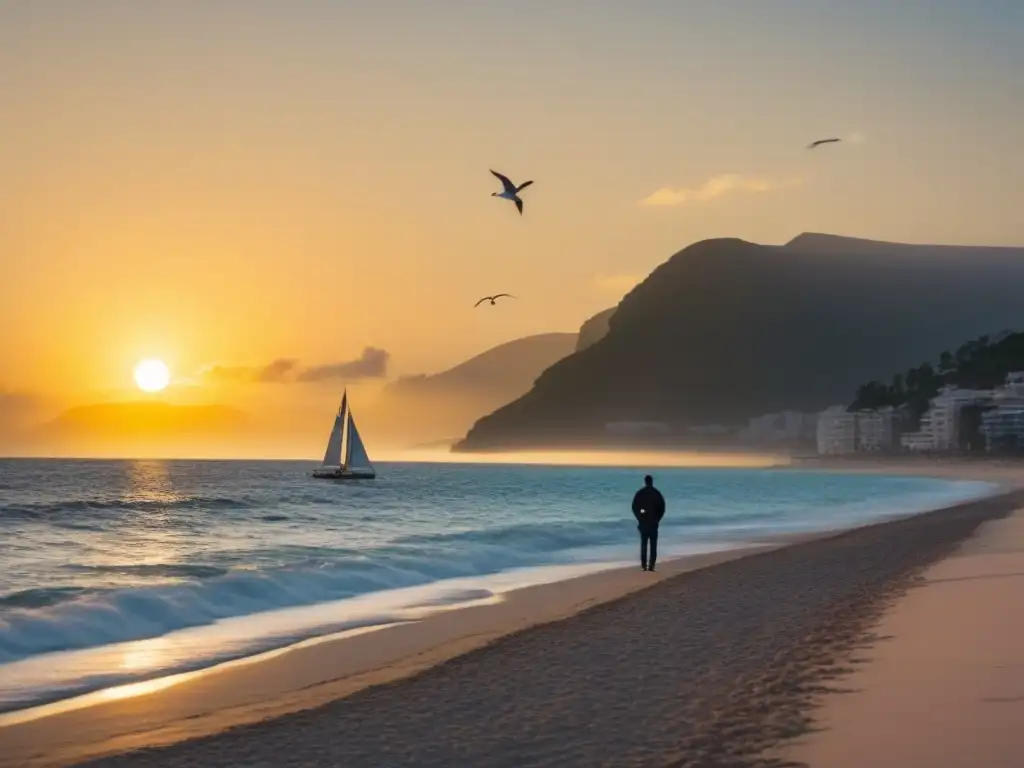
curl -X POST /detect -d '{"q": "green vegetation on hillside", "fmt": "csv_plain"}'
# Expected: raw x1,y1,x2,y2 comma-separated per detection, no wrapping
849,331,1024,423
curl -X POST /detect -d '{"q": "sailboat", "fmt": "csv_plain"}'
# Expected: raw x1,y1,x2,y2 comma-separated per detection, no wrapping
311,390,376,480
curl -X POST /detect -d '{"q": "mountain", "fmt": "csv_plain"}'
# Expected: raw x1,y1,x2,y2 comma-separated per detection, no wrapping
369,333,577,446
576,308,615,352
30,401,250,458
456,234,1024,451
785,232,1024,258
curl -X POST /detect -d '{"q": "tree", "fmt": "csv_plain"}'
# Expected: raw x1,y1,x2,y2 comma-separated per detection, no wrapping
917,362,936,384
939,350,955,374
851,380,888,411
848,330,1024,420
905,367,920,394
890,373,905,399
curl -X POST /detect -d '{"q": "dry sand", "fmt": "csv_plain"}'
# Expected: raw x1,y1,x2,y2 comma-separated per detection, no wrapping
773,502,1024,767
15,489,1018,768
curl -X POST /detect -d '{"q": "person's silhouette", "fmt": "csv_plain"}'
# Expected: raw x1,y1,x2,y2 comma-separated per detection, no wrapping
631,474,665,571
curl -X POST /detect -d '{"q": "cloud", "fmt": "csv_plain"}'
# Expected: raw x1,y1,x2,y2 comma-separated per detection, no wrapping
845,131,867,144
297,347,390,383
254,359,298,383
203,358,298,384
640,174,803,207
592,273,644,295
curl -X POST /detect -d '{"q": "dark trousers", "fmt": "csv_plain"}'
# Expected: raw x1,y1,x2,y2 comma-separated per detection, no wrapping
639,527,659,570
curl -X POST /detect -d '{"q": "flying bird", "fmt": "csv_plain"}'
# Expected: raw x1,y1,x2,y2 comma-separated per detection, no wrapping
807,137,841,149
475,293,515,307
490,170,533,215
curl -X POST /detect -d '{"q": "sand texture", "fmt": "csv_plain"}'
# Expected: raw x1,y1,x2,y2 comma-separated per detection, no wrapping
66,490,1022,768
775,504,1024,767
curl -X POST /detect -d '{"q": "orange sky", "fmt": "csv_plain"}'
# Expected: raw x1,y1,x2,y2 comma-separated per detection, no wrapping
2,1,1022,454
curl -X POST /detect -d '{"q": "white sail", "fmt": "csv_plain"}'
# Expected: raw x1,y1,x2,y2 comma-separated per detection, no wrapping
344,406,374,472
322,391,347,467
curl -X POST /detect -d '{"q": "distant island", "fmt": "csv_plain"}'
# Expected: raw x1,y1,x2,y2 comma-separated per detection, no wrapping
27,401,251,458
455,233,1024,452
368,332,577,447
367,308,614,448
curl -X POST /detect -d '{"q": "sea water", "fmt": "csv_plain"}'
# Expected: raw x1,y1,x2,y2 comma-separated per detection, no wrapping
0,458,997,713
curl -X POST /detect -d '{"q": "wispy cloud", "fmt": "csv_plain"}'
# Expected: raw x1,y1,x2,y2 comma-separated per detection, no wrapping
297,347,390,383
640,174,803,207
196,349,390,386
203,358,298,384
591,273,644,295
845,131,867,144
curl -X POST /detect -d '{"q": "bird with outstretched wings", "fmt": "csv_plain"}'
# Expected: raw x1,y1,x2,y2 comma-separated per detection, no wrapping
490,170,534,215
807,137,841,149
475,293,516,307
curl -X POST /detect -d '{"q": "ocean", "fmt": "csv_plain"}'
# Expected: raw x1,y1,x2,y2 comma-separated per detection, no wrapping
0,458,997,715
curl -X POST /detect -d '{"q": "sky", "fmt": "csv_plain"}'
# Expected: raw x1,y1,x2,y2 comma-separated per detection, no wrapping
1,0,1022,453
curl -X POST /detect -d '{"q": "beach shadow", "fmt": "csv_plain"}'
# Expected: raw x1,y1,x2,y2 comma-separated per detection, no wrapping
926,571,1024,585
980,695,1024,704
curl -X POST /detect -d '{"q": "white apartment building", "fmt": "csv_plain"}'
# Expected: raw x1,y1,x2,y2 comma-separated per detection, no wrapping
900,430,935,452
981,405,1024,450
816,405,857,455
979,372,1024,451
856,407,898,452
1001,372,1024,398
926,386,994,450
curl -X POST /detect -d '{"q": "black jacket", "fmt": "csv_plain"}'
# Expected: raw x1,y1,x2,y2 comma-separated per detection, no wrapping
632,486,665,531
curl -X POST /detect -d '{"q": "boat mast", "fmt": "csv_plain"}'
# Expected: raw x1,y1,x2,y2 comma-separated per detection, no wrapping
339,388,349,470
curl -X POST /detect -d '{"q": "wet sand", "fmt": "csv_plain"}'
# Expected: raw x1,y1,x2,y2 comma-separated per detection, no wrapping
27,489,1019,768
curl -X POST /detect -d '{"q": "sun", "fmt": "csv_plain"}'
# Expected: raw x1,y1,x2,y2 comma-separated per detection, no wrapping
134,359,170,393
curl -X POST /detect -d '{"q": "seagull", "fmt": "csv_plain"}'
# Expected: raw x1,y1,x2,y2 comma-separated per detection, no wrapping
807,137,841,149
475,293,515,307
490,170,533,215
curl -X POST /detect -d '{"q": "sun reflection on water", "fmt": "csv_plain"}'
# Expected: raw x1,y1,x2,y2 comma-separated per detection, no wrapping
122,459,183,505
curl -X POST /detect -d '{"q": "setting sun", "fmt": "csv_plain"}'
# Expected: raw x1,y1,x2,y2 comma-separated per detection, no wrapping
134,359,171,393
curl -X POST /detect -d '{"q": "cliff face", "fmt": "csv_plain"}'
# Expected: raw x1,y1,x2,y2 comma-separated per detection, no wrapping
576,308,615,352
456,235,1024,451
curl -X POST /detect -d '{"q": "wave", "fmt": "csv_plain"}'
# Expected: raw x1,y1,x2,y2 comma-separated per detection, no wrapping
62,564,230,579
0,495,255,520
0,478,998,669
0,587,96,610
0,555,523,664
389,510,782,554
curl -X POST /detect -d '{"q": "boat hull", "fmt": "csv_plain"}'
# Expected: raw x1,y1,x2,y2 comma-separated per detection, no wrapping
311,468,376,480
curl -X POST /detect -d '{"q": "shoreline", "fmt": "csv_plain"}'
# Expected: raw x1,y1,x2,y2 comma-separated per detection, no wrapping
58,488,1024,768
0,465,998,718
0,463,1019,766
0,544,779,767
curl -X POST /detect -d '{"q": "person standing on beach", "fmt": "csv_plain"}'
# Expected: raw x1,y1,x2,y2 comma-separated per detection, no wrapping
632,474,665,571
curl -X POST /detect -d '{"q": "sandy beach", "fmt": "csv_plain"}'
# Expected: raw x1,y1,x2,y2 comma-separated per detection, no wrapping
775,490,1024,767
1,473,1020,768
